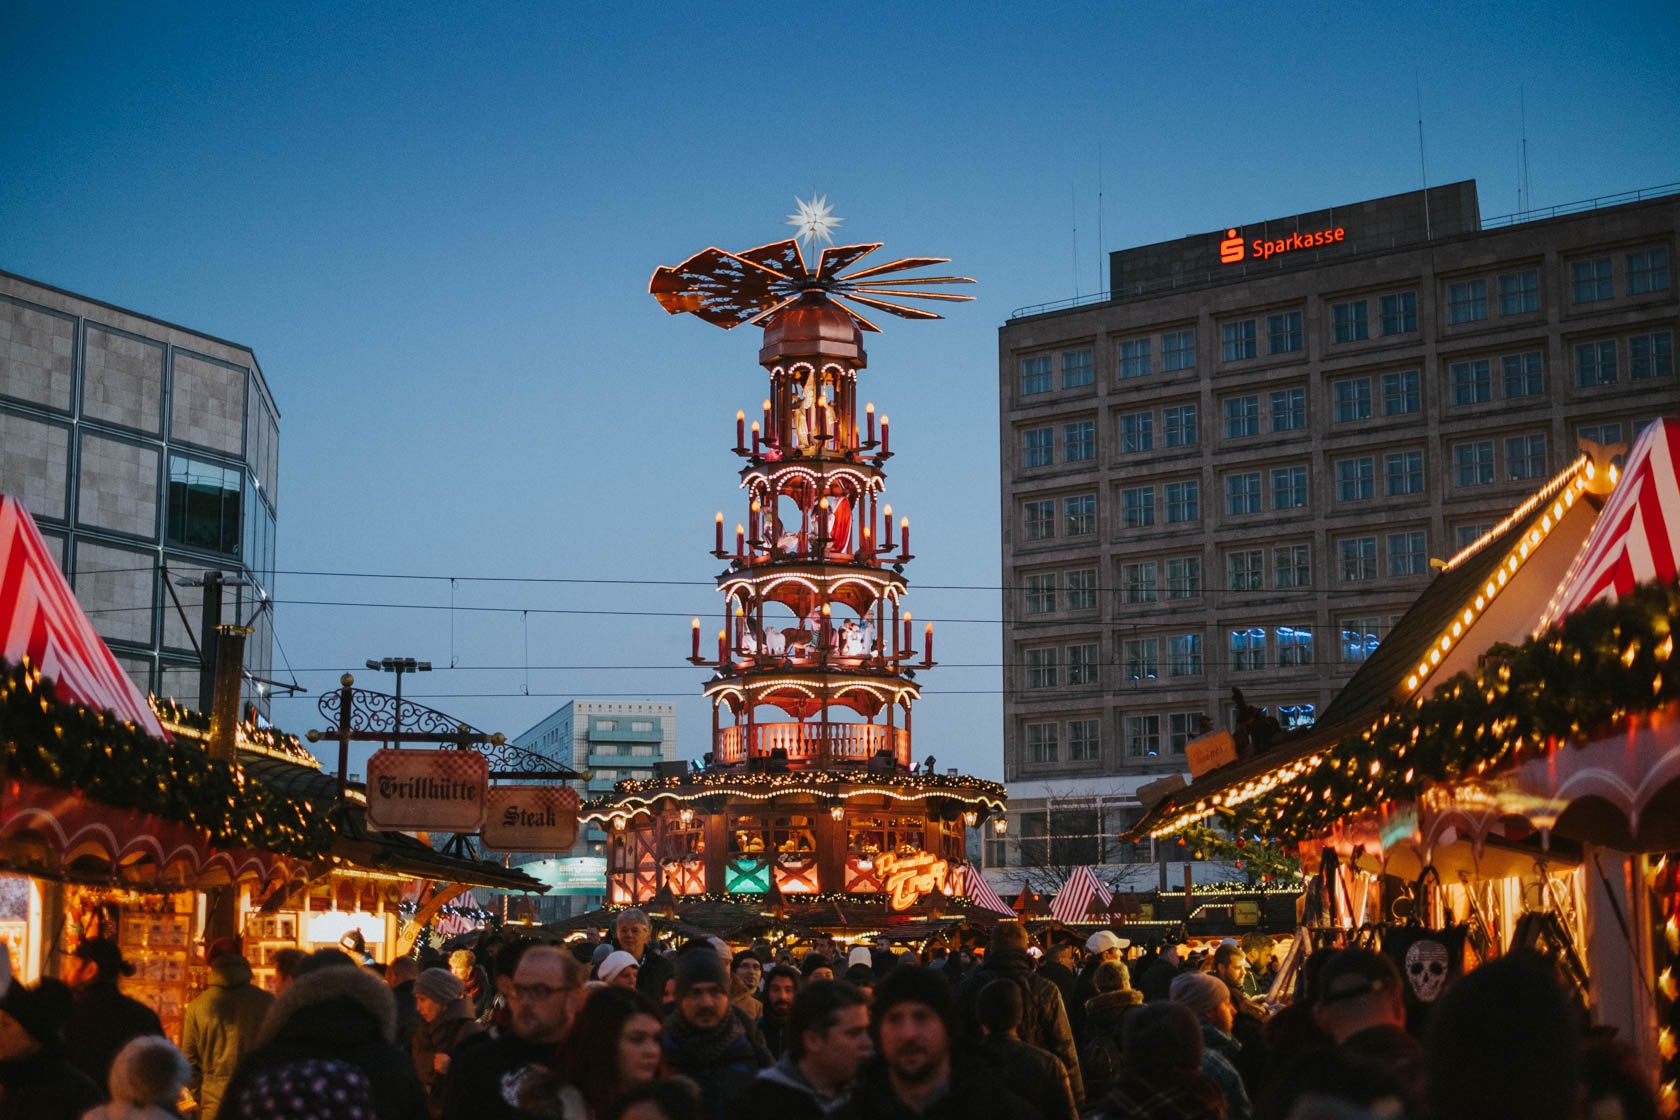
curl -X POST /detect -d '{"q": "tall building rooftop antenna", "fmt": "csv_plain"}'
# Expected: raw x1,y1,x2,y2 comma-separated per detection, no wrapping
1416,72,1432,240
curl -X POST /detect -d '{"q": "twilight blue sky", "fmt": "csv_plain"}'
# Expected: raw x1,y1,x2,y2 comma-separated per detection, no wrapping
2,2,1675,780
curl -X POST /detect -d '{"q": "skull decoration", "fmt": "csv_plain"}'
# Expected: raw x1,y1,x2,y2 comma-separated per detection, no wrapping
1404,939,1450,1002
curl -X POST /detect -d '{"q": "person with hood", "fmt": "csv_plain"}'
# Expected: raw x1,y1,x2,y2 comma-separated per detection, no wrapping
181,945,273,1120
217,948,426,1120
412,968,485,1116
1078,960,1143,1104
82,1035,190,1120
0,947,101,1120
62,938,164,1091
660,948,771,1120
732,980,871,1120
955,921,1083,1107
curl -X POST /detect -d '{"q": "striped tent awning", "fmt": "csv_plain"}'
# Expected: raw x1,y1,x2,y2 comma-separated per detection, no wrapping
1547,418,1680,623
1,496,166,738
1048,865,1112,924
965,869,1016,915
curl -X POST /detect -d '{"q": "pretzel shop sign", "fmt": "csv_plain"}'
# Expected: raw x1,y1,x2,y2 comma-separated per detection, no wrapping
365,748,488,832
481,786,581,852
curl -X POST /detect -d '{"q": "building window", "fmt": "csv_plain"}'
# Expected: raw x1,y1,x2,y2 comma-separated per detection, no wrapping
1025,647,1057,689
1499,269,1539,314
1225,472,1262,516
1163,405,1197,447
1630,332,1673,380
1274,544,1310,588
1121,561,1158,604
1163,329,1195,370
1333,378,1372,422
1226,549,1263,592
1272,466,1308,509
1118,338,1151,379
166,456,243,556
1164,557,1201,600
1022,427,1053,467
1578,422,1623,454
1024,499,1055,541
1571,258,1613,303
1332,300,1368,343
1627,248,1670,295
1268,311,1303,354
1230,627,1266,671
1385,450,1424,496
1120,411,1153,453
1576,341,1617,387
1341,617,1381,661
1065,494,1096,536
1021,355,1051,396
1121,488,1154,528
1169,713,1203,753
1024,573,1056,614
1381,291,1418,335
597,720,618,732
1065,569,1097,611
1026,722,1058,763
1453,441,1495,486
1221,319,1257,361
1336,457,1374,502
1503,352,1543,397
1277,625,1313,666
1456,523,1495,550
1382,370,1421,415
1168,633,1203,675
1451,359,1492,405
1165,481,1199,523
1068,719,1100,761
1064,421,1095,462
1270,387,1306,431
1067,643,1100,685
1125,715,1161,758
1449,279,1488,323
1062,347,1094,388
1506,434,1547,481
1124,638,1158,681
1224,395,1260,438
1338,537,1378,581
1388,530,1427,576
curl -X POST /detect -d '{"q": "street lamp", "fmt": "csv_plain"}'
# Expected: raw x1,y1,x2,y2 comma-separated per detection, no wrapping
366,657,430,740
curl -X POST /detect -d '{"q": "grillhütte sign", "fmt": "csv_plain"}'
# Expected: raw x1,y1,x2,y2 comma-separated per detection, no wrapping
365,748,489,832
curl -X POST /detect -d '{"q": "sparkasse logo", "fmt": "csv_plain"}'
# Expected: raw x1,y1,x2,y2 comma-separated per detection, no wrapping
1219,228,1245,263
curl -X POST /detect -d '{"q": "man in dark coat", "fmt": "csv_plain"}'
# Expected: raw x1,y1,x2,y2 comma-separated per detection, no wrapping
756,964,800,1061
216,949,426,1120
1135,941,1184,1002
975,979,1076,1120
732,980,871,1120
182,948,274,1119
442,946,582,1120
61,938,163,1090
661,948,771,1120
0,968,101,1120
955,921,1083,1106
1034,941,1083,1046
1211,942,1269,1095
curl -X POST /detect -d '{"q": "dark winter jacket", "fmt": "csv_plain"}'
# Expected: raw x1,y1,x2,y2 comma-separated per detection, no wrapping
392,979,420,1050
1091,1070,1227,1120
731,1055,859,1120
182,954,274,1120
851,1050,1042,1120
0,1049,101,1120
661,1004,771,1120
413,1000,486,1116
955,946,1084,1105
756,1007,790,1061
1135,956,1183,1003
63,978,164,1090
1035,960,1083,1044
979,1035,1076,1120
1080,988,1144,1103
440,1032,555,1120
215,960,427,1120
634,948,674,1006
1199,1022,1252,1120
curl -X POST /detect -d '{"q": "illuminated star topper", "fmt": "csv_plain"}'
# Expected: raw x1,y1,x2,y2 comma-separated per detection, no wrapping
786,195,843,247
649,210,975,334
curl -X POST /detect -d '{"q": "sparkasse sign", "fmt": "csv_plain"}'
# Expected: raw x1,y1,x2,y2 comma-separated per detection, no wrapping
1220,224,1345,264
481,785,580,851
365,748,488,832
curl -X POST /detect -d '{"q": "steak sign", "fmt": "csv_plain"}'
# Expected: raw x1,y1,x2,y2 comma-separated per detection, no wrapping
481,786,581,852
365,748,488,832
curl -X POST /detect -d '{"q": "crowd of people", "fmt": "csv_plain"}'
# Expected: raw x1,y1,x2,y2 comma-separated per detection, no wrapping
0,912,1658,1120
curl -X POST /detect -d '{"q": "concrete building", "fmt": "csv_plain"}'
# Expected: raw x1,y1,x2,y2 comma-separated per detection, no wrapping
510,700,677,918
0,270,279,715
990,181,1678,886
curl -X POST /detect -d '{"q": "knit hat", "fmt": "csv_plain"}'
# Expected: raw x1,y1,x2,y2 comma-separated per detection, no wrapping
414,967,464,1004
598,950,640,985
1086,930,1130,954
673,946,729,997
591,942,616,967
872,960,956,1035
1169,970,1231,1019
847,945,873,968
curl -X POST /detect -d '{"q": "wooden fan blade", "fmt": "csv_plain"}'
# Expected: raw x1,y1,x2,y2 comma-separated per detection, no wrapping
837,256,951,281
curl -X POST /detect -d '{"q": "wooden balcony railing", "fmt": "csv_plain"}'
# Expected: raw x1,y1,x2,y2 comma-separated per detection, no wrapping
715,722,911,768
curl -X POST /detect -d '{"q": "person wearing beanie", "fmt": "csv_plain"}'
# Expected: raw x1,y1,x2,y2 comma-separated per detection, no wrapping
798,952,834,983
62,938,165,1091
1170,970,1252,1120
591,941,616,974
180,949,273,1120
82,1034,190,1120
0,947,101,1120
1078,960,1143,1104
955,921,1083,1107
660,945,770,1119
413,967,484,1117
600,950,641,990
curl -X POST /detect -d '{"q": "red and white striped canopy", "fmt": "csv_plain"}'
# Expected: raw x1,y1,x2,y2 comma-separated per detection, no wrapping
965,868,1016,915
0,495,167,738
1549,419,1680,621
1048,865,1113,924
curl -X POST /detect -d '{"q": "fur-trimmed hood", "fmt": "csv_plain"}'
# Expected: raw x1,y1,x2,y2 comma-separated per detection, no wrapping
256,963,397,1049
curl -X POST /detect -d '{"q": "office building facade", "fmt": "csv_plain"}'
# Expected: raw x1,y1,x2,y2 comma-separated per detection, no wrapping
990,181,1677,876
0,270,280,714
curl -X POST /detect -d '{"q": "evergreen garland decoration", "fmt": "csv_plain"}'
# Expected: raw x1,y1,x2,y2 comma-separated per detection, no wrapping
1173,825,1305,885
